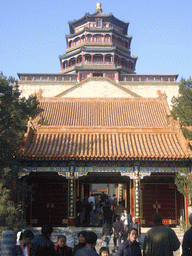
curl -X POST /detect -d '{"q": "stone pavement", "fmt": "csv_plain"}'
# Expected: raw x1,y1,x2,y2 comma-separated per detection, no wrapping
32,226,184,256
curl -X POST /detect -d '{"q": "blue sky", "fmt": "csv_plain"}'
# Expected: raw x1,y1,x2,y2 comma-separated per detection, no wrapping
1,0,191,81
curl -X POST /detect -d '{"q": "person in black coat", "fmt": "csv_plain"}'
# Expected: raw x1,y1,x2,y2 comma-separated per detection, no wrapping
182,213,192,255
73,231,87,255
113,216,124,251
115,227,141,256
30,224,57,256
75,231,99,256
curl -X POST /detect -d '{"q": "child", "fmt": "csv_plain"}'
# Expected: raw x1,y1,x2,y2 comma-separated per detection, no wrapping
11,229,34,256
55,235,72,256
99,247,109,256
115,227,141,256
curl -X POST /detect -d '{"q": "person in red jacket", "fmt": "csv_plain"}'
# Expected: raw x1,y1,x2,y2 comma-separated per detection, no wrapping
55,235,72,256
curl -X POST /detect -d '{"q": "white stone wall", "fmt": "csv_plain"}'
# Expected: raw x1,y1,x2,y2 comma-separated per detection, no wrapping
18,80,179,109
18,83,74,98
122,84,179,108
62,80,134,98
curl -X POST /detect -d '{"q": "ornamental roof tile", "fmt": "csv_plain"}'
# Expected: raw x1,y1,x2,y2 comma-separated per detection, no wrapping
20,129,191,160
20,96,192,160
39,97,170,127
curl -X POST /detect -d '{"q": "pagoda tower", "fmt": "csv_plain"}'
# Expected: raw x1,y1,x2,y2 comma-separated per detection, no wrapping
59,3,137,82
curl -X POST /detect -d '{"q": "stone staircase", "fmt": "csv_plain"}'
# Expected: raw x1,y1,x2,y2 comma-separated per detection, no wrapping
31,226,184,256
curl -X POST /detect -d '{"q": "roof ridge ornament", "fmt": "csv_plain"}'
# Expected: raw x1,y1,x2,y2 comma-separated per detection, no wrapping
157,90,167,99
33,89,43,100
168,116,181,130
96,3,103,13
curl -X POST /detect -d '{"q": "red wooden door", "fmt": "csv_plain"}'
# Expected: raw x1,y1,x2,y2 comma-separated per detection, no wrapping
31,182,68,225
142,183,176,225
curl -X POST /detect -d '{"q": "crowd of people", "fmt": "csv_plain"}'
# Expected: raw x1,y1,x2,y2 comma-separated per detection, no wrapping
76,193,118,227
10,194,192,256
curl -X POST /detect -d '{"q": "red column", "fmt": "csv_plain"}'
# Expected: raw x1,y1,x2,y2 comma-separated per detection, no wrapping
130,179,134,217
77,72,80,82
91,54,93,64
115,72,119,82
103,54,105,64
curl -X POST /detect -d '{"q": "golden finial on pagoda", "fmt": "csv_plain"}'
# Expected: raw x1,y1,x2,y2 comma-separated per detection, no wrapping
96,3,102,12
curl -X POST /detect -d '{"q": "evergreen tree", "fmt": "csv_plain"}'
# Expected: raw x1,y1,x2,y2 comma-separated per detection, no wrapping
170,77,192,139
171,78,192,227
0,72,41,229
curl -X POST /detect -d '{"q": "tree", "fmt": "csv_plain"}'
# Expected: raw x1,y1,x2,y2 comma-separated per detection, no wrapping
170,77,192,139
0,72,41,229
171,78,192,228
175,167,192,230
0,72,41,172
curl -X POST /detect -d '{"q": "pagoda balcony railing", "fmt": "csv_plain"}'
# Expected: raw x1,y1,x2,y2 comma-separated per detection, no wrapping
62,60,114,72
66,42,113,53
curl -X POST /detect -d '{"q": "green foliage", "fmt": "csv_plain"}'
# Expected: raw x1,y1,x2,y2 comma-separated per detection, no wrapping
180,220,191,233
0,168,28,233
175,167,192,198
0,72,42,228
170,77,192,139
0,72,42,172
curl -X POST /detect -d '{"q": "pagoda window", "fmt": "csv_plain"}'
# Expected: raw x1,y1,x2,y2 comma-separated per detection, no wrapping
84,54,91,64
125,41,129,49
69,41,72,48
94,35,103,42
81,35,85,43
105,34,110,42
121,58,126,67
128,61,133,69
69,58,75,67
112,35,116,43
77,55,82,64
63,61,68,69
87,34,92,42
105,54,112,64
96,19,102,28
93,54,103,64
117,37,123,47
74,37,80,46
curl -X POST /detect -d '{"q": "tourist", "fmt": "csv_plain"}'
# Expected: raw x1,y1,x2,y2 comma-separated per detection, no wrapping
75,197,82,227
102,201,113,223
115,227,141,256
81,196,92,226
143,213,180,256
55,235,72,256
101,219,113,249
73,231,87,255
130,217,141,241
112,194,118,210
113,216,124,251
74,231,99,256
99,247,109,256
114,201,124,221
11,229,34,256
182,213,192,255
120,208,132,241
88,194,95,211
30,224,56,256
